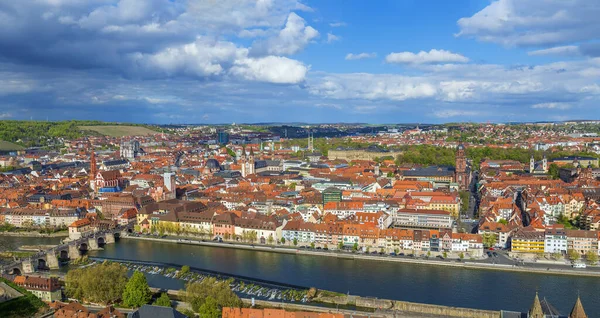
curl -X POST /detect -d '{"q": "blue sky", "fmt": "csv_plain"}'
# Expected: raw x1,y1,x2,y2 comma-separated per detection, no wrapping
1,0,599,124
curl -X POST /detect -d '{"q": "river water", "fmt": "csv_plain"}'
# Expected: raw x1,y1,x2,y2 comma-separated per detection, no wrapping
3,236,598,315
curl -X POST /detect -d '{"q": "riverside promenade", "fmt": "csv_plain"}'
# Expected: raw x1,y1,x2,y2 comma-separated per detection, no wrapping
123,235,600,278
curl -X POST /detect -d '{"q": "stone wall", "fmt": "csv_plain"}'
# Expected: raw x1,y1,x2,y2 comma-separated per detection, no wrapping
315,295,499,318
393,300,499,318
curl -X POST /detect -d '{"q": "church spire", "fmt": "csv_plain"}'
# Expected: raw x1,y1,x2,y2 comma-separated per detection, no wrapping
90,151,97,180
569,295,587,318
529,292,544,318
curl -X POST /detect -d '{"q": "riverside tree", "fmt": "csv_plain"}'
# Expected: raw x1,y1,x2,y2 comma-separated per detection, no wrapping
122,271,152,308
586,251,598,264
154,293,172,307
65,261,128,305
183,277,242,315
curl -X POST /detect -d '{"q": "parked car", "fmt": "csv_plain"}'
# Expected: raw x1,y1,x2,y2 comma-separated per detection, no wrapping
389,252,397,256
399,253,405,256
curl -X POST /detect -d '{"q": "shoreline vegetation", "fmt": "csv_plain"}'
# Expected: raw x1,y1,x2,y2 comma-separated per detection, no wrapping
123,235,600,278
72,257,497,318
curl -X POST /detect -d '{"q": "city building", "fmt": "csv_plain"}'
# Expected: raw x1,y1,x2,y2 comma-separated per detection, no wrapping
13,276,61,302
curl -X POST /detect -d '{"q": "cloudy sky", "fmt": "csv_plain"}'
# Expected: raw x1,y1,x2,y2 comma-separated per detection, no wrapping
1,0,600,124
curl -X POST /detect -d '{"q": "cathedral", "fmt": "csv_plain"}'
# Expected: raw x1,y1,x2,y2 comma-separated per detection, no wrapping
523,292,587,318
240,147,255,177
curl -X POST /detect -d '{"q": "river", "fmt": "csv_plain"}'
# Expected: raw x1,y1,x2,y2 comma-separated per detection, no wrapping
3,236,598,315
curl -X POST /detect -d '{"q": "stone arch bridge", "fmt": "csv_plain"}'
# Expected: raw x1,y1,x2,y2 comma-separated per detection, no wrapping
2,225,133,275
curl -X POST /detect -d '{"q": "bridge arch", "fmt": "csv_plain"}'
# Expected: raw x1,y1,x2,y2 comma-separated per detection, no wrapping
79,242,88,253
37,258,47,270
59,250,69,260
97,236,105,246
11,268,21,275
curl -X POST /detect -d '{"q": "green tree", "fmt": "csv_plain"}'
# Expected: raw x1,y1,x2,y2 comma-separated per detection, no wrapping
586,251,598,265
459,191,470,213
310,242,315,249
122,271,152,308
482,233,498,248
443,251,448,258
65,261,128,305
267,235,274,245
548,163,560,179
353,242,358,251
338,241,344,250
184,277,242,314
154,293,172,307
177,265,190,278
498,219,508,225
198,296,221,318
459,252,465,260
293,238,298,246
568,249,580,262
280,237,286,245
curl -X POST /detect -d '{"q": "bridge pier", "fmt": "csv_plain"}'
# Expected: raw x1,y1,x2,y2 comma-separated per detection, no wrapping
22,260,36,274
46,252,60,269
69,244,80,258
88,237,100,250
105,233,115,244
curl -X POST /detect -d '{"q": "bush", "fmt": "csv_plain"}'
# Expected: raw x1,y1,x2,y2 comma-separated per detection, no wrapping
153,293,172,307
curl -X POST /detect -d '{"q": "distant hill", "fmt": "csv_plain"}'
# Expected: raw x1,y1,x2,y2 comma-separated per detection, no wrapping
79,125,158,137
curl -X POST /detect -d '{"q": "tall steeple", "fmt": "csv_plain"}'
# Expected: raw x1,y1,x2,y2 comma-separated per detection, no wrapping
90,151,97,192
529,292,544,318
569,295,587,318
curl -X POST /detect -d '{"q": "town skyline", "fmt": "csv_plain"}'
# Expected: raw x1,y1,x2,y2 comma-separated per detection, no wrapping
1,1,600,123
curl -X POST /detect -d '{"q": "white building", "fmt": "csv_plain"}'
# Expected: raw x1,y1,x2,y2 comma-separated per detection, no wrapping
544,228,568,254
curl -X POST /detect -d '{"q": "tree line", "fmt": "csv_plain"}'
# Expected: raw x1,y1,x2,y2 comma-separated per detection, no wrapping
65,261,243,317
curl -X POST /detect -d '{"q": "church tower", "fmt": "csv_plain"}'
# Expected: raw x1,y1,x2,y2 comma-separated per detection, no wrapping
455,144,467,189
569,295,587,318
542,154,548,173
90,151,97,192
528,292,544,318
247,147,255,175
530,155,535,173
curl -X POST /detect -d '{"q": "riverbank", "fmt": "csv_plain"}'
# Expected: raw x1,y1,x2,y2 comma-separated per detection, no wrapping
123,235,600,278
0,231,68,238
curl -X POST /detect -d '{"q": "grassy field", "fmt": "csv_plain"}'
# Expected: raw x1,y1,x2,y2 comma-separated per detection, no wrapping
0,140,24,151
79,125,158,137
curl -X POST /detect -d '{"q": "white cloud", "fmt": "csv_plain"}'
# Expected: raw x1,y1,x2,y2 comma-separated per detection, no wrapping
231,56,308,84
253,12,319,55
456,0,600,47
345,53,377,60
309,73,437,101
329,22,347,27
327,32,340,43
532,102,572,110
528,46,580,56
385,49,469,65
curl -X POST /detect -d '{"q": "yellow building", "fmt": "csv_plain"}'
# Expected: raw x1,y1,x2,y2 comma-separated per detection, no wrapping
511,230,545,253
